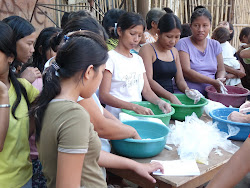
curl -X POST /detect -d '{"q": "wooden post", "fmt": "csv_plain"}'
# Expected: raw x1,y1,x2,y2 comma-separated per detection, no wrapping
137,0,150,20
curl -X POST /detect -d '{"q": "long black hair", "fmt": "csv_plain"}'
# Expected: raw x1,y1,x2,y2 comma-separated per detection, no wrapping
30,30,108,141
32,27,62,72
0,21,30,119
158,13,182,33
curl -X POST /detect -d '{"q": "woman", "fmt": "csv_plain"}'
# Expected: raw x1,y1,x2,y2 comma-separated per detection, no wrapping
3,16,42,84
139,13,201,105
175,8,226,95
0,21,39,188
31,30,163,188
144,8,165,44
99,12,171,119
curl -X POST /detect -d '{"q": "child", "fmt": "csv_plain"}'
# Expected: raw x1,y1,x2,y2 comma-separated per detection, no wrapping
99,12,171,119
212,27,245,87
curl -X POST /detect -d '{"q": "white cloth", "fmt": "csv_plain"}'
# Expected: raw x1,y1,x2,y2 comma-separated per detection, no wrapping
105,50,146,118
43,56,55,73
220,41,241,86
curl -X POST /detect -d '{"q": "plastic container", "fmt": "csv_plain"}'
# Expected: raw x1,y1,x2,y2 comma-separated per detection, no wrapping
162,94,208,121
121,101,175,125
111,120,170,158
206,85,250,107
209,107,250,141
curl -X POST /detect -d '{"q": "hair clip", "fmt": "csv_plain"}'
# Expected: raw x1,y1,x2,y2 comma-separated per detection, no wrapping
52,62,60,71
64,35,70,42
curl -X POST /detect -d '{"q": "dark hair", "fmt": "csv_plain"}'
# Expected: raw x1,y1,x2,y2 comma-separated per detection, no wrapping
191,8,212,24
146,8,165,30
61,12,70,29
102,9,126,39
32,27,62,72
68,10,93,20
2,15,35,44
228,22,234,41
158,13,182,33
50,16,108,52
212,27,230,43
163,7,173,13
181,23,192,38
0,21,30,119
194,5,206,12
239,27,250,42
31,30,108,141
117,12,146,33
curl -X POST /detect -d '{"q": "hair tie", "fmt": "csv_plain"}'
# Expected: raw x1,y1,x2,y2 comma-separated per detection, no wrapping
52,62,60,77
114,23,118,37
64,35,70,42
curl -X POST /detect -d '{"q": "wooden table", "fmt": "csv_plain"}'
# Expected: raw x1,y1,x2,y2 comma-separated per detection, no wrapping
108,114,243,188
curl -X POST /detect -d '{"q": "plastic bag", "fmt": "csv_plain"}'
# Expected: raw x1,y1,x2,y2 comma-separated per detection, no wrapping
204,99,226,117
239,101,250,114
185,89,203,104
119,112,165,125
166,113,239,165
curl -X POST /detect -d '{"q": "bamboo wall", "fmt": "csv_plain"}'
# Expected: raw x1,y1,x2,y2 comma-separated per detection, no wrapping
43,0,250,48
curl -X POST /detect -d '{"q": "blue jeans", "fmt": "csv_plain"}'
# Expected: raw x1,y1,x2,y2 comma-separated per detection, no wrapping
21,178,32,188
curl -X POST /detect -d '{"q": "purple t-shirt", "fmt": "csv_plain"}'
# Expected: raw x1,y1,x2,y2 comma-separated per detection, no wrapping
175,37,222,95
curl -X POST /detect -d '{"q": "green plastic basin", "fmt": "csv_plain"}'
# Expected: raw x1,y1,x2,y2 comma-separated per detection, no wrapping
121,101,175,125
162,94,208,121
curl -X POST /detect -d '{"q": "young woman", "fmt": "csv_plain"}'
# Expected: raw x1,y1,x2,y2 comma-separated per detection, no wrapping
139,13,201,105
0,21,39,188
31,30,163,188
3,16,41,84
99,12,171,119
175,8,226,95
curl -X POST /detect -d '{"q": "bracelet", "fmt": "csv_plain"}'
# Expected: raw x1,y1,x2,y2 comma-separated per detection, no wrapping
0,104,11,108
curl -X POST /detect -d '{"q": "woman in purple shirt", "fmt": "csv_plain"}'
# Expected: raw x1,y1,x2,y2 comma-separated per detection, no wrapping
175,8,225,95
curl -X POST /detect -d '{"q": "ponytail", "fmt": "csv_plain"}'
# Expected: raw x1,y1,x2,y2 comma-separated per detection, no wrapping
31,63,61,141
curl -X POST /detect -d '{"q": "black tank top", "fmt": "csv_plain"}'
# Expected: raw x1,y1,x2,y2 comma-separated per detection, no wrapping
151,44,177,93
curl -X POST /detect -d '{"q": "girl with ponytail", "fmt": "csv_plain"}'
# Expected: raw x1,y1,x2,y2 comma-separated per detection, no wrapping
0,21,39,188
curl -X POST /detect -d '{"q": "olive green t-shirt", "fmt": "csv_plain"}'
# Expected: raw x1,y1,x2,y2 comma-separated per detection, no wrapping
37,100,107,188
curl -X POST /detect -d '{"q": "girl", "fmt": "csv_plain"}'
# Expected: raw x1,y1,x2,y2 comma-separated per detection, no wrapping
102,8,126,50
99,12,171,119
175,8,226,95
0,21,39,188
212,26,245,87
3,16,42,84
139,13,201,105
31,30,163,188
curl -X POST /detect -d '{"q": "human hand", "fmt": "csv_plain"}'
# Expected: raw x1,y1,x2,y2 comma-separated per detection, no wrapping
20,67,42,83
134,161,164,183
132,129,141,140
169,94,182,105
228,111,249,123
239,101,250,114
213,78,228,94
157,100,171,114
185,89,203,104
132,104,154,115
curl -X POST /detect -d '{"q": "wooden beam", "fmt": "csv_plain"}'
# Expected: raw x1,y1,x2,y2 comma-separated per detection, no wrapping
137,0,150,20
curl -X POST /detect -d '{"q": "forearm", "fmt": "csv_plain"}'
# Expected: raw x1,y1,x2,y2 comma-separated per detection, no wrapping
103,108,120,123
98,150,138,170
0,92,10,152
100,93,137,111
148,79,176,101
207,138,250,188
94,117,138,140
183,69,216,85
224,65,241,76
175,79,189,93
